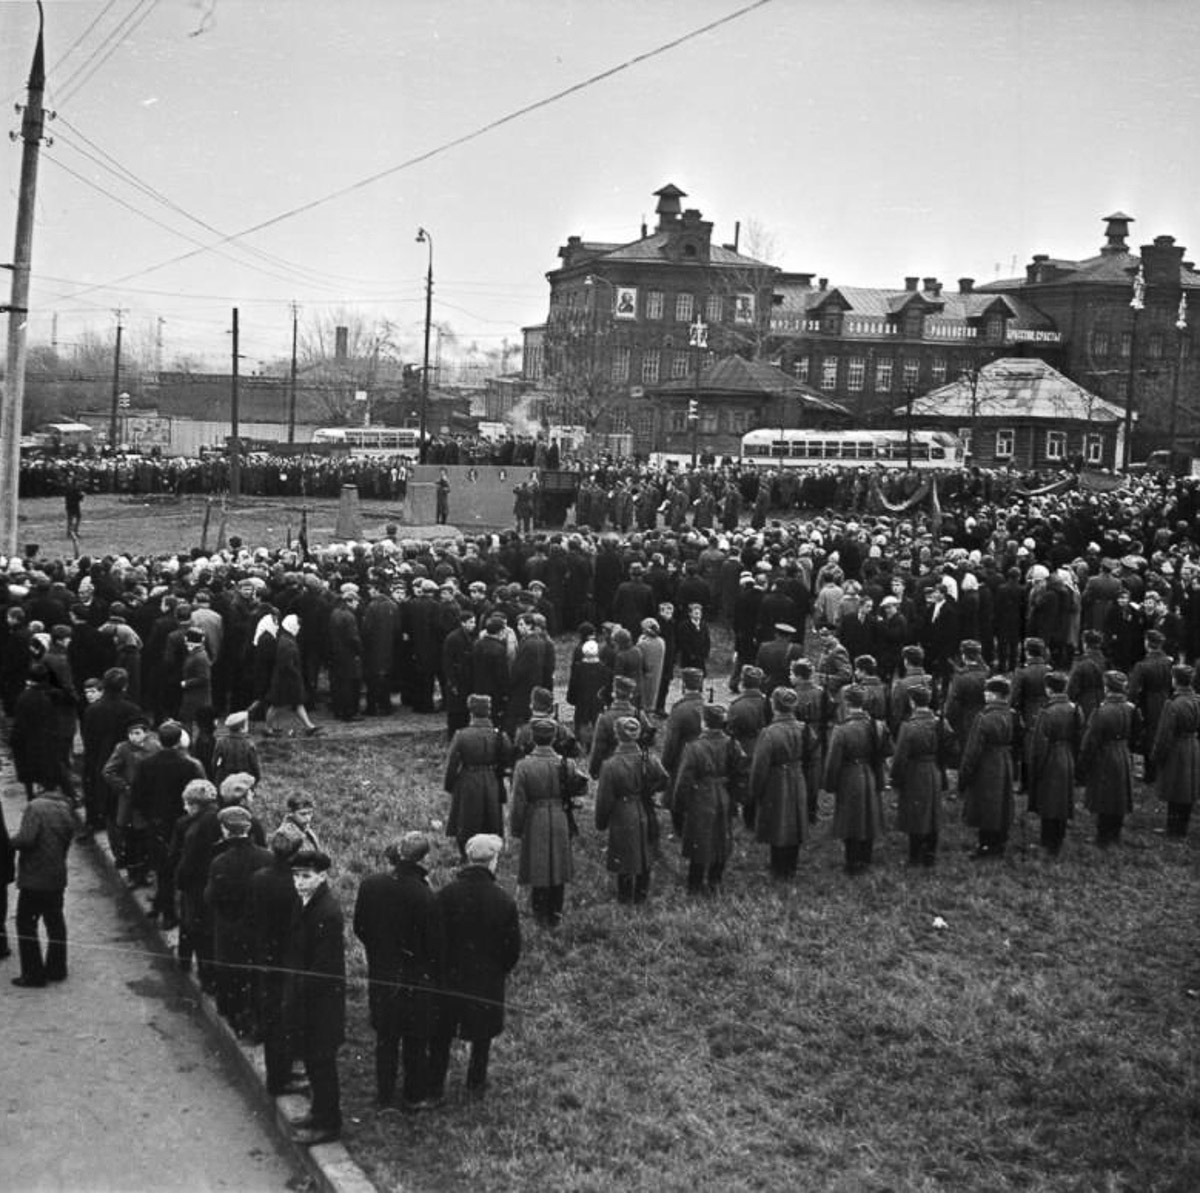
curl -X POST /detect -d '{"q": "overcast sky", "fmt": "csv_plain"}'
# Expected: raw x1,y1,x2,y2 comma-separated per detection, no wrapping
3,0,1199,370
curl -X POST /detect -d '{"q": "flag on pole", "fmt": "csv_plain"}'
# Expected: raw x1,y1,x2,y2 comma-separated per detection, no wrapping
1130,264,1145,311
1177,293,1189,331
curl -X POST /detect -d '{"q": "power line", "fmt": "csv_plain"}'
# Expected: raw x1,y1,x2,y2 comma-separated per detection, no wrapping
55,0,777,301
55,0,160,107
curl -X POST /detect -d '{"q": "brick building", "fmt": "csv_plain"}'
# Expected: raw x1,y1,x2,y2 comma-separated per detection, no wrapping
978,213,1200,456
524,184,778,452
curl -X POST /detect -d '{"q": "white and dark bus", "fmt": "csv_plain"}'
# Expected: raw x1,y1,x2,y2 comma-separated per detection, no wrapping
740,428,965,470
310,426,421,456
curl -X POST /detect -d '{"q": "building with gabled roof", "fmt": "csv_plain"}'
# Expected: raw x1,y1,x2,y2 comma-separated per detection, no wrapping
899,357,1126,471
523,183,779,454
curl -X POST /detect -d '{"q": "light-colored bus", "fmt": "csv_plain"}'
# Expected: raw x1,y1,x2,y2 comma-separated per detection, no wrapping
310,426,421,456
740,428,965,470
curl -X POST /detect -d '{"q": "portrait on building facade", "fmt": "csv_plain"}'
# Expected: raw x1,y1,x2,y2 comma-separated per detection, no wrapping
614,286,638,319
734,293,756,324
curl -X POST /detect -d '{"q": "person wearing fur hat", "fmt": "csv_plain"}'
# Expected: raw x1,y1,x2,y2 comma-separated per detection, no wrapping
510,719,581,927
890,685,949,867
823,686,888,874
669,704,746,895
427,834,521,1100
1151,664,1200,838
1078,671,1141,847
444,695,512,859
1129,628,1173,783
587,674,652,782
1027,672,1083,855
959,677,1017,860
353,833,441,1109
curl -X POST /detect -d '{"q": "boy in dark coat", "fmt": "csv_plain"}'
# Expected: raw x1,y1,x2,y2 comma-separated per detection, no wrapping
427,834,521,1098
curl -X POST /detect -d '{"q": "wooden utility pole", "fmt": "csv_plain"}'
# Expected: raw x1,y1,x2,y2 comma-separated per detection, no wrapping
108,312,124,447
0,6,46,557
230,308,241,499
1122,266,1144,470
288,301,299,444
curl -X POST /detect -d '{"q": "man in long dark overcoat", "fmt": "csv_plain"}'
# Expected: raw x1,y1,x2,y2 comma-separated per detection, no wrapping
427,834,521,1099
353,833,442,1109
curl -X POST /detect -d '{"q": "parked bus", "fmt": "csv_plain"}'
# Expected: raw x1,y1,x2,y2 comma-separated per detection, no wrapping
740,428,965,470
310,426,421,456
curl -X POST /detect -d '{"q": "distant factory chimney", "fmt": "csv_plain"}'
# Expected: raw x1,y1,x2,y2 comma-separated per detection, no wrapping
335,326,349,361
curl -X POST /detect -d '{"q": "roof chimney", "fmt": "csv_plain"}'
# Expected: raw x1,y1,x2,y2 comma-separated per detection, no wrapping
1141,234,1186,286
958,277,975,294
1101,211,1134,256
653,183,686,231
335,326,349,362
904,277,918,292
818,278,828,292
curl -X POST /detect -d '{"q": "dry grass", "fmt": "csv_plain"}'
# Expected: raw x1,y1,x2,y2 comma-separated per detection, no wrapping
253,724,1200,1193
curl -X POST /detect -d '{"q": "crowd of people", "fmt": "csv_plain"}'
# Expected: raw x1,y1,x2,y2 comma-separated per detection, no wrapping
4,460,1200,1142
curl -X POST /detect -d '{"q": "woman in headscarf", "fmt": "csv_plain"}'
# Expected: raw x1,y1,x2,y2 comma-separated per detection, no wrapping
266,612,320,736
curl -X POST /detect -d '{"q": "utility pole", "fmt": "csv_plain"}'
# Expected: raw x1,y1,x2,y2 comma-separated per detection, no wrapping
1169,293,1188,457
288,301,299,444
155,316,165,372
230,308,241,499
109,311,124,447
905,383,915,469
689,311,708,467
416,227,433,464
0,6,47,557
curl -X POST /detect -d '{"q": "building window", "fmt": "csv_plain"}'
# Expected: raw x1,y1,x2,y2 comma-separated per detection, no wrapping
902,358,920,388
1148,332,1164,360
633,409,654,440
671,350,690,379
641,350,660,384
1120,331,1132,358
931,357,947,384
611,346,630,383
1086,433,1104,465
958,426,973,458
875,359,894,393
700,409,718,434
646,290,664,320
705,294,723,323
793,356,810,383
1045,430,1066,461
821,311,842,335
669,409,687,433
904,311,923,338
675,293,694,323
847,358,866,392
1091,329,1110,358
608,407,630,433
986,314,1006,341
821,356,839,391
995,428,1015,458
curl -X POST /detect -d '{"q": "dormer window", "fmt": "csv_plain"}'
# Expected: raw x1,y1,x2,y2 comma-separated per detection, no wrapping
904,310,924,338
821,310,843,335
683,242,698,258
987,313,1007,341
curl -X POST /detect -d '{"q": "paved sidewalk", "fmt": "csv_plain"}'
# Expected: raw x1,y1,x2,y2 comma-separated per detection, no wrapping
1,780,306,1193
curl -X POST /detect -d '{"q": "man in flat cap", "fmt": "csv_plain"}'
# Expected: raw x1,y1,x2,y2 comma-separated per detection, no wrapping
428,834,521,1100
353,833,441,1110
204,803,272,1036
286,848,345,1145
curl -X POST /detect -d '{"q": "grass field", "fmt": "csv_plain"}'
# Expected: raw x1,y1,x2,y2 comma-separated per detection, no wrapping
250,725,1200,1193
17,495,1200,1191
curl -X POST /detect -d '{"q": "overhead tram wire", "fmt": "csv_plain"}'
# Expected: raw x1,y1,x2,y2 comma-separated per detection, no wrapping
0,0,122,106
55,0,777,303
54,115,408,294
54,0,160,108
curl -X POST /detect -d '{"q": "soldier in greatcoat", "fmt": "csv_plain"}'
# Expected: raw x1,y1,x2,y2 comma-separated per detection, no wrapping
510,719,580,927
1011,637,1051,792
594,716,669,904
588,676,653,779
1151,664,1200,838
889,645,932,737
824,685,886,874
444,694,512,858
1078,670,1141,847
747,687,815,878
792,658,827,823
889,684,947,867
943,639,990,765
1028,671,1083,855
669,705,746,895
958,676,1016,860
353,833,442,1110
1129,629,1173,783
727,666,768,825
1067,629,1108,724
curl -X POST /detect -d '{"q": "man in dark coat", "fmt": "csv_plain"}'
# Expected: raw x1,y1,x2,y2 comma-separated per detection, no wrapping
1130,629,1173,783
10,786,75,987
285,848,346,1145
249,825,304,1097
80,667,141,834
471,616,511,727
442,609,478,739
504,615,556,736
353,833,442,1110
328,586,363,721
204,805,273,1036
427,834,521,1098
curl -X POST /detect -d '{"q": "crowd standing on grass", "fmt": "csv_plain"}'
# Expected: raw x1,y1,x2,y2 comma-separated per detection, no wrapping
4,460,1200,1143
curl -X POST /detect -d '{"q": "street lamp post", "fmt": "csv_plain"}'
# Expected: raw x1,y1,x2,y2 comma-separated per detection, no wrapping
689,312,708,466
1122,264,1145,471
904,383,915,469
416,227,433,464
1169,293,1188,456
583,273,615,434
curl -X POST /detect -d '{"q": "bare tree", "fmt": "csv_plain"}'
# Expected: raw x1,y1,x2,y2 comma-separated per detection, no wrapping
298,309,407,424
